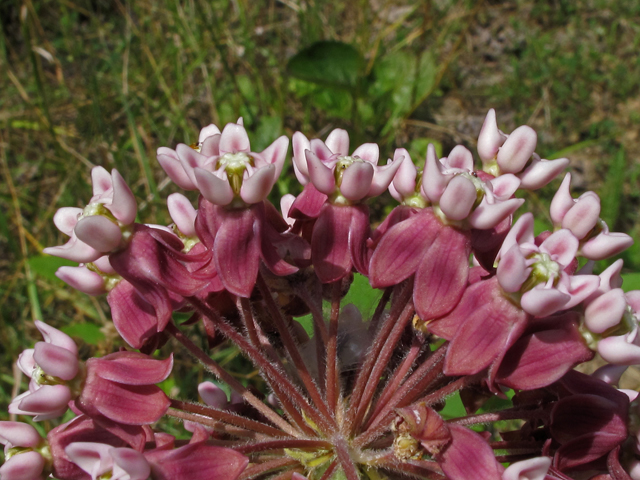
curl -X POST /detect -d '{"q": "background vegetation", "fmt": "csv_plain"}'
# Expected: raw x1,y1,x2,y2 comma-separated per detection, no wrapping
1,0,640,430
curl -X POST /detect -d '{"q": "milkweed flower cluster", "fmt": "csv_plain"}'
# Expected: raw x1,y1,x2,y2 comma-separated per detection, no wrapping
3,109,639,480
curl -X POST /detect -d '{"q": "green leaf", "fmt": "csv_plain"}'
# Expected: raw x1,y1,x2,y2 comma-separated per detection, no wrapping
439,392,466,419
622,273,640,292
28,255,77,283
61,322,105,345
287,41,364,90
409,137,442,163
342,273,382,319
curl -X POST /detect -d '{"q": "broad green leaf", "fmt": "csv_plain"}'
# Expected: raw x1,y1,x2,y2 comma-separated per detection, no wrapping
61,322,105,345
622,273,640,292
287,41,364,90
28,255,77,283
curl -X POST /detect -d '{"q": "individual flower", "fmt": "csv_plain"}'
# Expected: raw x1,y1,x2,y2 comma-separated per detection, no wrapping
56,255,120,296
477,109,569,189
44,167,138,263
9,320,82,421
65,442,150,480
0,421,50,480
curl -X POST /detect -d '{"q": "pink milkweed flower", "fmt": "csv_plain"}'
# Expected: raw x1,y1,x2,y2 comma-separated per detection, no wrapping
56,255,120,297
0,421,49,480
9,320,82,421
477,109,569,189
496,213,599,317
44,167,138,263
550,173,633,260
65,442,151,480
157,120,289,207
502,457,551,480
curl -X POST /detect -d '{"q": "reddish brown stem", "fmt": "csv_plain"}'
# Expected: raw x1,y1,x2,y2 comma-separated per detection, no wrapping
325,281,342,412
235,439,331,454
239,458,301,480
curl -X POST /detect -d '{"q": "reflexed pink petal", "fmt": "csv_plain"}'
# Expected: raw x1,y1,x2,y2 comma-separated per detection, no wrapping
240,165,276,204
502,457,551,480
292,132,311,183
33,343,78,380
497,245,529,293
108,281,160,349
16,384,71,419
198,124,221,143
0,450,45,480
437,424,504,480
219,123,250,153
599,336,640,366
109,170,137,225
518,157,569,190
497,125,537,174
369,210,438,288
288,184,328,220
34,320,77,354
167,193,197,238
352,143,379,164
581,232,634,261
214,208,261,297
53,207,82,236
157,154,197,190
499,213,535,257
421,144,449,202
259,136,289,177
176,144,207,185
550,173,575,225
65,442,114,479
414,225,470,320
194,168,234,206
92,166,113,196
585,289,627,333
56,266,107,296
306,150,336,195
468,198,524,230
539,229,578,266
477,109,505,162
280,194,295,226
391,148,416,198
561,274,600,309
439,176,476,221
325,128,349,156
311,204,353,283
520,287,570,317
200,134,221,157
17,349,35,377
489,173,520,199
446,145,474,171
198,382,228,409
0,421,41,448
111,448,151,480
93,353,173,385
563,193,600,239
368,155,404,197
310,138,335,161
75,216,122,253
44,235,102,263
341,162,374,201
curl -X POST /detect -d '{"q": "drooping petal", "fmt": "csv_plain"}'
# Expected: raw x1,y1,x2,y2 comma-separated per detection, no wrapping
468,198,524,230
240,165,276,204
109,170,137,225
348,205,371,276
92,353,173,385
33,343,78,381
311,204,353,283
74,216,123,253
439,176,477,221
341,162,374,202
194,168,234,206
107,280,160,350
157,154,197,190
437,424,504,480
56,266,108,296
219,123,250,153
288,183,328,220
519,157,569,190
581,232,634,261
477,109,505,162
496,125,537,174
520,287,570,317
325,129,349,156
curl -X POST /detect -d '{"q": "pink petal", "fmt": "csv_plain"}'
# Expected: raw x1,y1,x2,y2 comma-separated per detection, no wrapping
502,457,551,480
599,335,640,366
340,162,374,202
15,385,71,419
0,450,45,480
200,134,221,157
65,442,114,479
306,150,336,195
167,193,197,237
499,213,535,257
468,198,524,230
176,144,208,185
520,287,570,317
259,136,289,177
292,132,311,183
477,109,505,162
563,193,600,239
219,123,250,153
348,205,371,275
439,175,476,221
581,232,634,261
198,124,221,143
437,424,504,480
421,144,449,202
0,422,41,448
540,229,578,266
368,155,404,197
53,207,82,236
56,266,107,296
561,274,601,309
497,125,537,174
198,382,228,409
194,168,234,206
33,343,78,380
550,173,574,226
34,320,77,354
288,184,328,220
497,245,529,293
489,173,520,199
391,148,416,198
518,157,569,190
240,165,276,204
109,170,137,225
325,128,350,156
310,138,335,161
592,364,628,386
93,353,173,385
157,154,197,190
16,349,35,378
91,166,112,196
627,290,640,313
111,448,151,480
311,204,353,283
107,281,160,350
352,143,379,164
43,236,102,263
445,145,474,171
75,216,123,253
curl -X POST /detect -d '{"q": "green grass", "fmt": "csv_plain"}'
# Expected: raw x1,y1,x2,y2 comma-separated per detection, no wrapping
1,0,640,422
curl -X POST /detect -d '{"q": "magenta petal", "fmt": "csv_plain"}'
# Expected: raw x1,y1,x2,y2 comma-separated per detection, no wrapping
477,109,505,162
75,216,122,253
341,162,374,201
33,343,78,380
107,281,160,349
325,128,349,156
219,123,250,153
369,210,438,288
437,424,504,480
34,320,77,354
53,207,82,236
240,165,276,204
348,205,371,276
194,168,234,206
93,353,173,385
311,204,353,283
56,266,107,296
214,208,261,297
306,150,336,195
0,450,45,480
109,170,137,225
157,154,196,190
439,176,476,221
520,287,570,317
414,225,470,320
497,125,537,174
288,184,328,220
0,422,41,448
